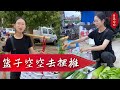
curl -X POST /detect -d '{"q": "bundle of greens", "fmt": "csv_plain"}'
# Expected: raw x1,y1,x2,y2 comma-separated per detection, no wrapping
92,65,105,79
92,65,120,79
99,67,120,79
71,70,87,79
58,40,65,54
61,71,75,79
58,36,68,54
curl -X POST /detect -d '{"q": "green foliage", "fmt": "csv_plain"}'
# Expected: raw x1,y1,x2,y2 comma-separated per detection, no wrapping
0,11,61,36
99,67,120,79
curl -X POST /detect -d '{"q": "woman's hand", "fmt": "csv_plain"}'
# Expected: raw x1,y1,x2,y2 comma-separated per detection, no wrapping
80,47,91,53
40,50,46,54
62,43,70,50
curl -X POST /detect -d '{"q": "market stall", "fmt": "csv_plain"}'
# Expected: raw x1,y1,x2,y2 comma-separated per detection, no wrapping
58,36,120,79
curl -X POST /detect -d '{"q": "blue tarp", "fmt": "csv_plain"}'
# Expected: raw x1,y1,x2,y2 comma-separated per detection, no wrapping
67,40,79,49
81,11,95,24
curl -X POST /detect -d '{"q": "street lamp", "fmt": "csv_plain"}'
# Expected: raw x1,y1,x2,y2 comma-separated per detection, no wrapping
60,11,65,33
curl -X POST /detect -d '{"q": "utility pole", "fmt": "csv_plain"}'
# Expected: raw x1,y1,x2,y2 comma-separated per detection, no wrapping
1,18,3,29
60,11,65,33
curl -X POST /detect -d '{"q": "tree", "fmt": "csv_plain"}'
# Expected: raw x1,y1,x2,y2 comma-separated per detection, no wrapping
1,11,61,35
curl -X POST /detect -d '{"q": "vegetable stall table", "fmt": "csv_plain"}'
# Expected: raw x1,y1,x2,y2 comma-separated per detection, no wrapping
65,66,95,79
62,65,120,79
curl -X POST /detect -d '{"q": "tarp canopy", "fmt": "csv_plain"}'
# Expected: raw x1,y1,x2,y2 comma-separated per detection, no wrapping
81,11,95,24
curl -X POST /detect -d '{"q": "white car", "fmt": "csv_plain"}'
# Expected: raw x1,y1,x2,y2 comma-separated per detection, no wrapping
33,27,57,45
4,28,15,34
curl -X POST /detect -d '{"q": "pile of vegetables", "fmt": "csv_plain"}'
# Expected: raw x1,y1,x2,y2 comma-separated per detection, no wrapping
61,72,75,79
92,66,120,79
61,67,90,79
92,65,105,79
71,70,87,79
99,67,120,79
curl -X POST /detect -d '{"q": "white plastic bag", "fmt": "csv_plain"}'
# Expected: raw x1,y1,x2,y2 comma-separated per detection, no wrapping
71,47,93,60
20,72,43,79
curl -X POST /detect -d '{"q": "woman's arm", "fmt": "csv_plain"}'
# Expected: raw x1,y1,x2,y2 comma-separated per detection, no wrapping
80,39,110,52
70,36,89,44
29,47,45,54
29,47,38,54
63,36,89,50
90,39,110,51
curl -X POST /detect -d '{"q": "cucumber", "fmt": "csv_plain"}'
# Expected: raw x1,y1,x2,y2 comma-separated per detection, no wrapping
72,71,87,79
92,65,105,79
71,70,81,79
76,72,87,79
61,71,75,79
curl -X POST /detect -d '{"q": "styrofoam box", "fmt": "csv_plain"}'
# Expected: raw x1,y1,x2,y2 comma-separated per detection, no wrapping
43,72,58,76
41,74,59,79
42,72,59,79
20,72,43,79
20,72,59,79
20,72,33,79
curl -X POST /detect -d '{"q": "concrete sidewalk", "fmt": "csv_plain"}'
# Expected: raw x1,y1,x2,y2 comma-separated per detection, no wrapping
112,38,120,68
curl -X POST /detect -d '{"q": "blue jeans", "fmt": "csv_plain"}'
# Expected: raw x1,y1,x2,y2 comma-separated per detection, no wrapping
92,51,116,68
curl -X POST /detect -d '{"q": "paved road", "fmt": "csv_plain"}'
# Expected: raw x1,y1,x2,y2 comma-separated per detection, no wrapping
112,38,120,68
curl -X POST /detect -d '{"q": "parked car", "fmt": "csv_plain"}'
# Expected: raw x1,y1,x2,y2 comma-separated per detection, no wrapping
33,27,57,45
3,28,15,34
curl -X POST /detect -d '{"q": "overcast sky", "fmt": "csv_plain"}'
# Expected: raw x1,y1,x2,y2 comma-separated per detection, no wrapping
64,11,81,17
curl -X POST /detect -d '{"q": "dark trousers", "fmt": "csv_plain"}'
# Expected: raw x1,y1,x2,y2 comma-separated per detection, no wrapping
92,51,116,68
10,72,21,79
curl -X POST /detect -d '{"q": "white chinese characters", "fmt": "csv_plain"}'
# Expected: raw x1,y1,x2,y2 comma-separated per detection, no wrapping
3,57,11,68
57,58,67,67
68,58,79,68
2,57,80,69
13,58,23,67
46,58,56,67
25,58,33,68
36,58,44,68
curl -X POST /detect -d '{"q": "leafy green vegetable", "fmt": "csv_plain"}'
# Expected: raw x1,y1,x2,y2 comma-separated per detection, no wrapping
101,66,110,73
61,71,75,79
72,70,87,79
99,67,120,79
82,68,89,73
58,40,66,54
92,65,105,79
